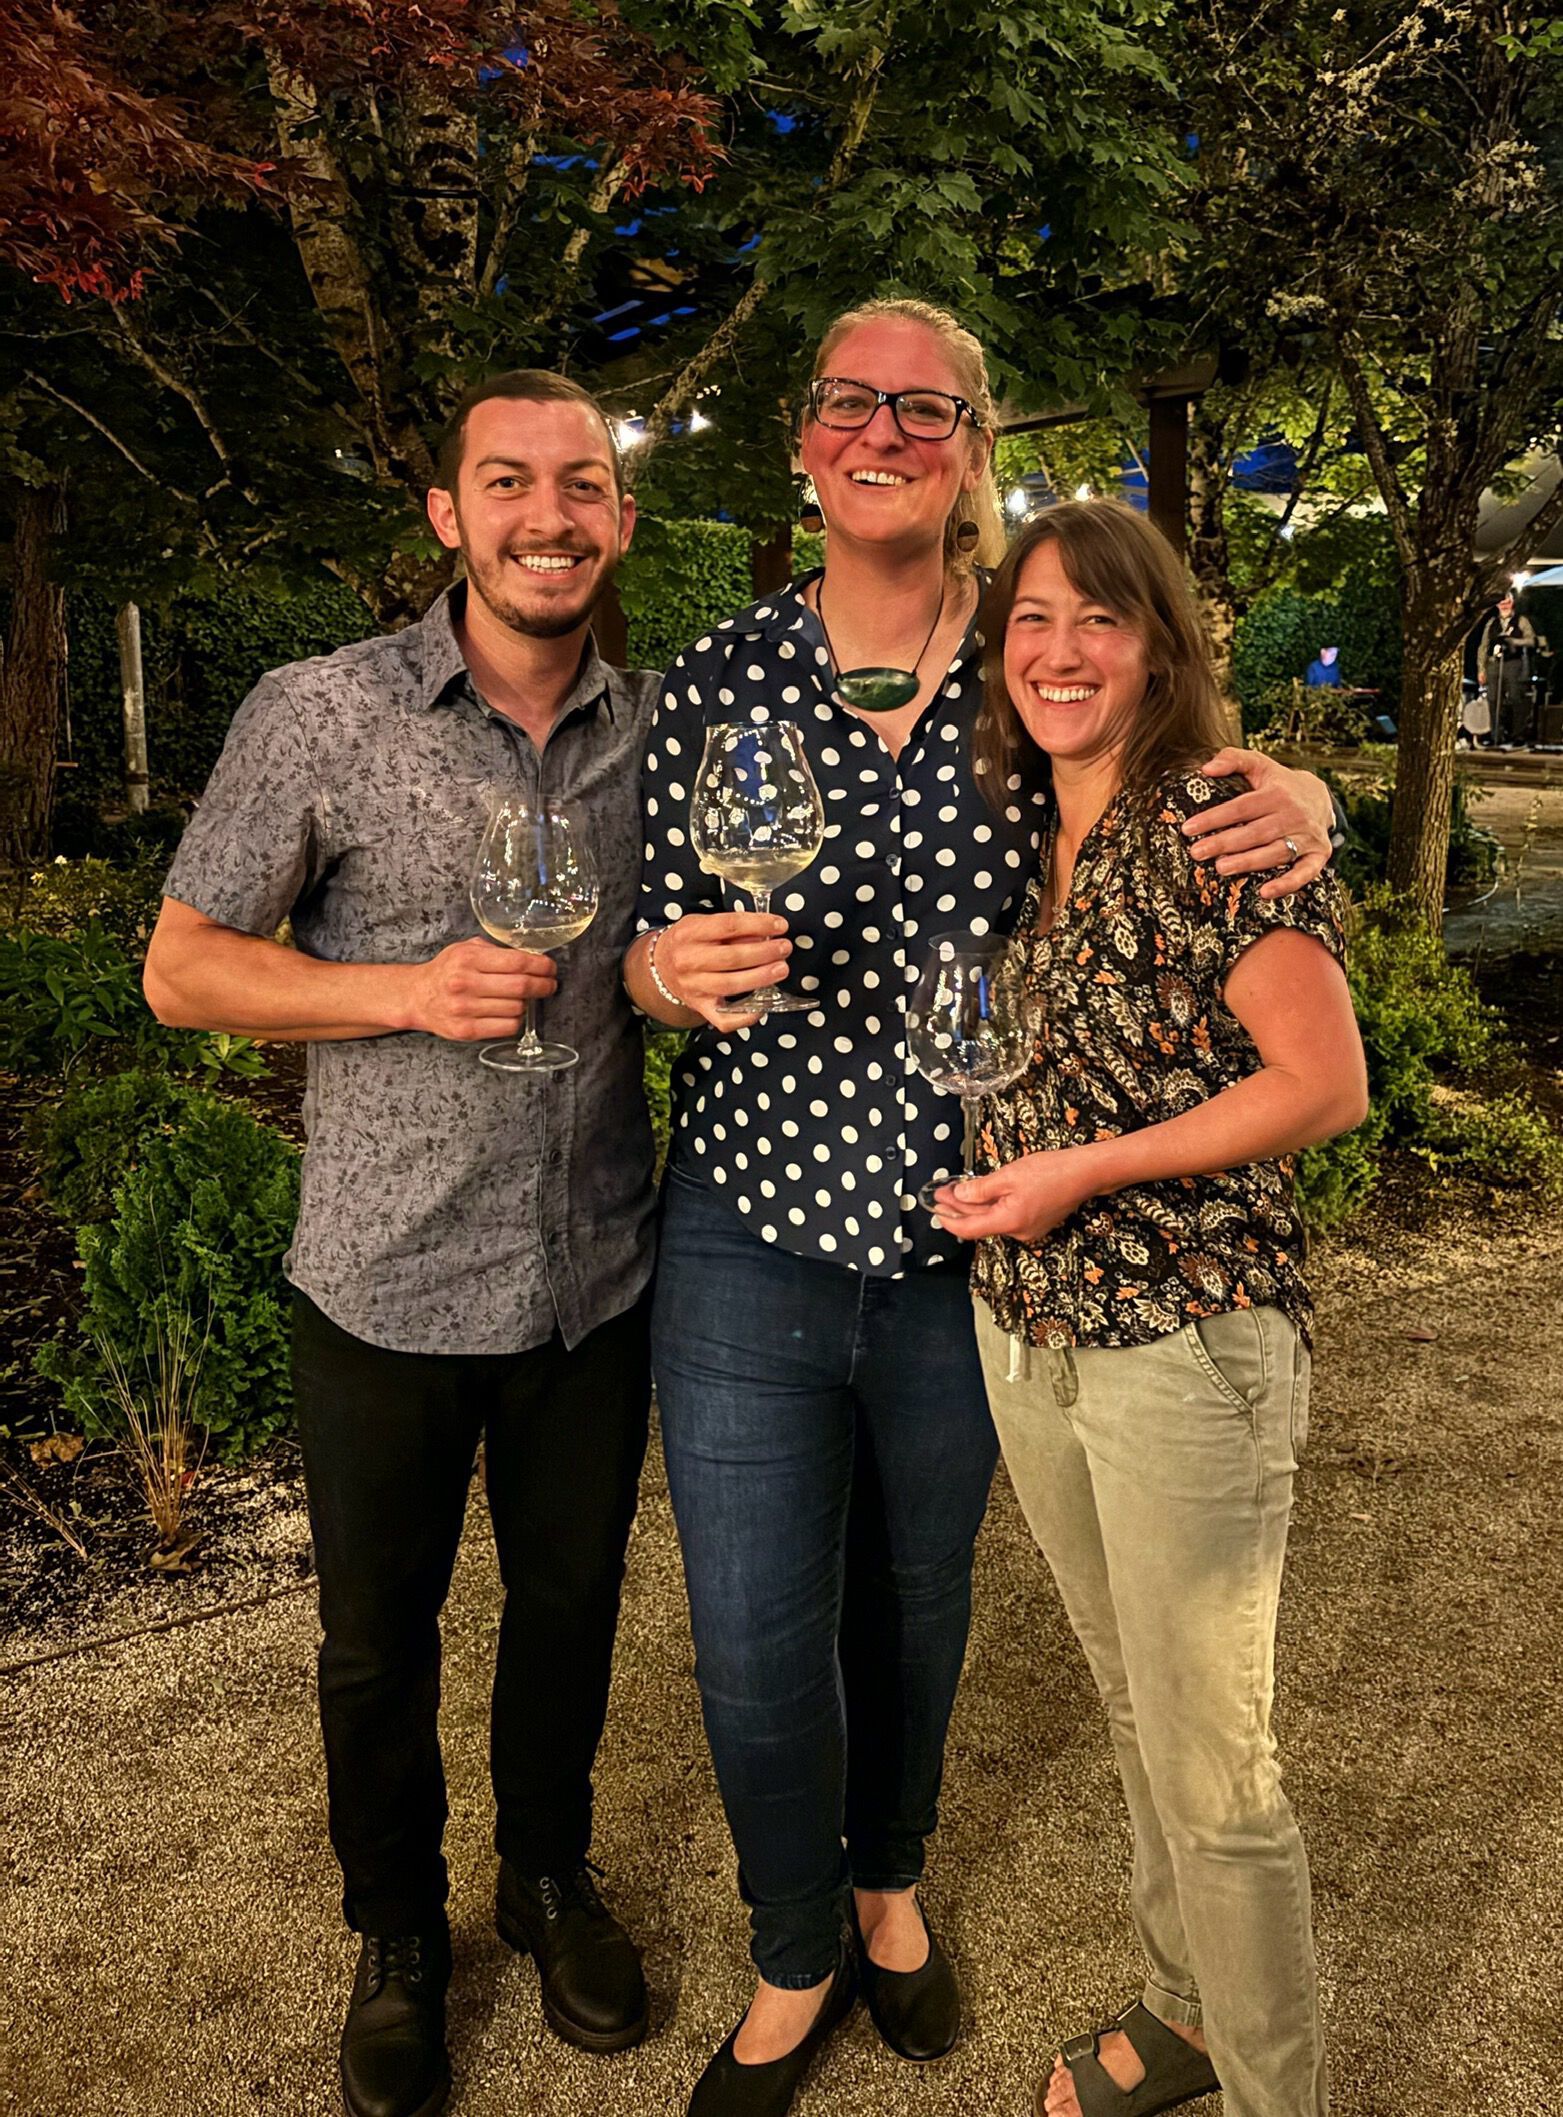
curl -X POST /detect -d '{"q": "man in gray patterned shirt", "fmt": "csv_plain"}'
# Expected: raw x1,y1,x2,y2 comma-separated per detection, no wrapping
145,373,658,2117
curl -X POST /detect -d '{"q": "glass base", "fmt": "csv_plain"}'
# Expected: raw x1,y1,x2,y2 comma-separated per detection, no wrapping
478,1039,580,1074
919,1172,971,1212
713,983,818,1018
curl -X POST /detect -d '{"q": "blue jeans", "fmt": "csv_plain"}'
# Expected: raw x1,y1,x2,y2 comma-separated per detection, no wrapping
652,1164,999,1987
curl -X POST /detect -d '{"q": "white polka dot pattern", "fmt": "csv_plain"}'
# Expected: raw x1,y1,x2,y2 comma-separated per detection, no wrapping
637,574,1046,1278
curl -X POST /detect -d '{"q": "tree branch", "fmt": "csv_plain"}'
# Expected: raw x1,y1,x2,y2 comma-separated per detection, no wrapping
108,309,259,503
557,156,630,288
264,47,397,478
1478,457,1563,609
22,370,198,505
634,276,772,462
1333,333,1417,569
478,130,535,301
636,23,895,468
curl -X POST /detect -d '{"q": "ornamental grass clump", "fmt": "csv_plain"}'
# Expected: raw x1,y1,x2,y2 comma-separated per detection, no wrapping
94,1303,210,1563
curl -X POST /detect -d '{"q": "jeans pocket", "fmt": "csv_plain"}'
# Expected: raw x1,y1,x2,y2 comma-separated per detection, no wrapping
1182,1309,1267,1412
1290,1342,1313,1461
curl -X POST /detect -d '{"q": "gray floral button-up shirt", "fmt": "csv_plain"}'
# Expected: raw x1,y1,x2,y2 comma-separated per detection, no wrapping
164,585,658,1356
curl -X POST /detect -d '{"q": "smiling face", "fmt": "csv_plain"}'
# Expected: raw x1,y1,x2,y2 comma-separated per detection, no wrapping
1003,538,1151,770
799,317,988,560
426,396,635,639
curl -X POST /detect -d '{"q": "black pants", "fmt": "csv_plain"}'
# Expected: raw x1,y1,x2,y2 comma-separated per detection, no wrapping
291,1289,651,1936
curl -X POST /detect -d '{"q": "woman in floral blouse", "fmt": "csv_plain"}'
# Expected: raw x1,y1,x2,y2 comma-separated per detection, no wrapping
937,500,1367,2117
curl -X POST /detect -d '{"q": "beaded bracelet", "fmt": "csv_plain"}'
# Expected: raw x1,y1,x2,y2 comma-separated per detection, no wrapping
645,928,686,1012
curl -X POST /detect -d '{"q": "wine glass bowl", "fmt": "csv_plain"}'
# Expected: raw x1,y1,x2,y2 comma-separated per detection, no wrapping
691,720,825,1015
907,931,1034,1211
470,797,599,1072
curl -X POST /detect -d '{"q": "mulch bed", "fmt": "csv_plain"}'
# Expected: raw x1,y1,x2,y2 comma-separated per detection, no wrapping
0,1049,312,1659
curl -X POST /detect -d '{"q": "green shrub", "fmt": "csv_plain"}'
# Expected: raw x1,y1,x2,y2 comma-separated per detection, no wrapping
26,1068,205,1228
64,580,374,807
1413,1089,1563,1193
1328,775,1502,898
0,922,265,1080
1234,563,1402,733
618,516,757,674
643,1027,687,1174
5,853,168,949
49,792,189,867
36,1095,301,1462
1293,890,1541,1229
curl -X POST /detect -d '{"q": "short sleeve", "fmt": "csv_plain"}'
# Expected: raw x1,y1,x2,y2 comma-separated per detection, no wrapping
636,650,723,933
1154,771,1347,989
163,672,324,936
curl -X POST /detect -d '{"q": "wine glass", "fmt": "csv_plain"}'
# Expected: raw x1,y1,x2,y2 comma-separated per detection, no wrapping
691,720,825,1015
469,796,598,1073
907,931,1035,1211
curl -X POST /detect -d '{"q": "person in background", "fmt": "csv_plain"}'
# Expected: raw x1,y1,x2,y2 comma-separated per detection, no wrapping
938,499,1366,2117
623,300,1340,2117
1304,644,1342,688
1477,591,1539,746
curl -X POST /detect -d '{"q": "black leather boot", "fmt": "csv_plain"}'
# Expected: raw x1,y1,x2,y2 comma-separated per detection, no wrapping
496,1861,648,2051
339,1927,452,2117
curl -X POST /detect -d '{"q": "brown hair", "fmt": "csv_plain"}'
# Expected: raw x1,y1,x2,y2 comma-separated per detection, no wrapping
973,499,1231,807
433,370,622,495
806,298,1004,579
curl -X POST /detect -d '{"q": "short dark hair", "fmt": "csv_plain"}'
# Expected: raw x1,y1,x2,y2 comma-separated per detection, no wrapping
433,371,622,495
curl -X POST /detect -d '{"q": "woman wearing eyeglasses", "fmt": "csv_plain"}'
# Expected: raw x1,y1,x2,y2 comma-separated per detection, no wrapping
622,299,1336,2117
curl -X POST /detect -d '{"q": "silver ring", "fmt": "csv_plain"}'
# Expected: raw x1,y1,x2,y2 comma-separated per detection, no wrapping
1284,836,1299,859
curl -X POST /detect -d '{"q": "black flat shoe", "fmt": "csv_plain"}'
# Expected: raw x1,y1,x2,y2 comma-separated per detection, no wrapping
496,1860,648,2052
852,1895,960,2061
688,1951,857,2117
339,1929,452,2117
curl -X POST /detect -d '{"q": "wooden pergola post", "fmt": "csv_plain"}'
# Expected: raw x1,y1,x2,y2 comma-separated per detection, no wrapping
1146,393,1192,555
997,355,1225,549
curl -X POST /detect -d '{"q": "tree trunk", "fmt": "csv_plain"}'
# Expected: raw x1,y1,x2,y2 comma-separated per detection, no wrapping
1185,403,1240,738
0,480,68,862
117,601,149,813
1387,616,1462,931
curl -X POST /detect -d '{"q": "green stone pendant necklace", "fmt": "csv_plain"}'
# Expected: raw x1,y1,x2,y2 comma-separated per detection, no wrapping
816,579,945,714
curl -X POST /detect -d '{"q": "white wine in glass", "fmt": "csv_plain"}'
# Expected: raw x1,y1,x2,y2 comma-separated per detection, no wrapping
907,931,1035,1211
469,796,599,1073
691,719,824,1015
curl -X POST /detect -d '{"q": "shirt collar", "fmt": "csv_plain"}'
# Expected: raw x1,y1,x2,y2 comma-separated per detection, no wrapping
413,581,617,722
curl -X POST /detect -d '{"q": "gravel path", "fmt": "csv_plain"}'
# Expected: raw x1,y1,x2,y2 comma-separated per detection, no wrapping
4,1205,1560,2117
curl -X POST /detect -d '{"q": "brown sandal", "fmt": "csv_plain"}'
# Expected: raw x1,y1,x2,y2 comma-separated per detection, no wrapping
1036,2000,1220,2116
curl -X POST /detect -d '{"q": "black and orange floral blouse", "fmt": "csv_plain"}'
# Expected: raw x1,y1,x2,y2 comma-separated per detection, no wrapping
971,768,1347,1353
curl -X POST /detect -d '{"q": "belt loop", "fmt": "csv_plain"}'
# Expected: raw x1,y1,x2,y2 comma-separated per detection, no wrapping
1006,1333,1031,1385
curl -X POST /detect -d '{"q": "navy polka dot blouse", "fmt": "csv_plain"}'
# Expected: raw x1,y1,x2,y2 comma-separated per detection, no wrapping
637,573,1049,1277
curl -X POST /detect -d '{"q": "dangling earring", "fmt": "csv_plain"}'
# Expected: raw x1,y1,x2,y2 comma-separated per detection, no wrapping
798,478,825,535
954,517,980,556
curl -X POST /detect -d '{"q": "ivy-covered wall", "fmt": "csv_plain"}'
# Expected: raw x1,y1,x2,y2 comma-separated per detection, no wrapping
60,519,824,811
617,516,755,676
65,580,376,801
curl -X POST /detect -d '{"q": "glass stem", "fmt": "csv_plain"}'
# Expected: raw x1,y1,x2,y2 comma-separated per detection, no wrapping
962,1098,977,1181
749,886,771,918
518,997,544,1055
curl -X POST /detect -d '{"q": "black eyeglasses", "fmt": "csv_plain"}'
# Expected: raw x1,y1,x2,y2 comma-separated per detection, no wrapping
808,376,981,441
